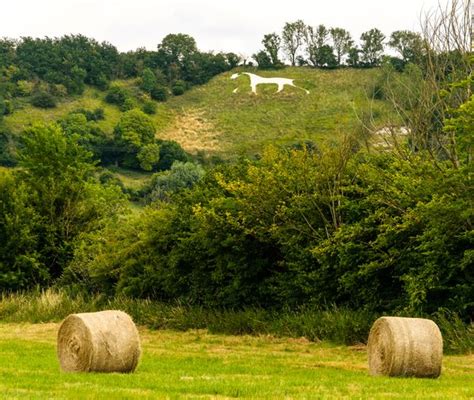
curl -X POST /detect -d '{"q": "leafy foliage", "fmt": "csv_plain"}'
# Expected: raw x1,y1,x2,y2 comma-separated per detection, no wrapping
0,124,124,290
30,91,56,108
144,161,205,203
360,28,385,67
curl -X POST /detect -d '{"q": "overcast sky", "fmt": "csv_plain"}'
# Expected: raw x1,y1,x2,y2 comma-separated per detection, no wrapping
2,0,450,56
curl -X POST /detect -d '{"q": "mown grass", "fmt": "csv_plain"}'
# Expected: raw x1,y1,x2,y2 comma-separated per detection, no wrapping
0,323,473,399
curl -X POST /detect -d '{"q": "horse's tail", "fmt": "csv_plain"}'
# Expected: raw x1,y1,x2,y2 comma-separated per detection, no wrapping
294,85,310,95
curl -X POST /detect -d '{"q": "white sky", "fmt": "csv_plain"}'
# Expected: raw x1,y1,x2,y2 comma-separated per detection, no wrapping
2,0,450,56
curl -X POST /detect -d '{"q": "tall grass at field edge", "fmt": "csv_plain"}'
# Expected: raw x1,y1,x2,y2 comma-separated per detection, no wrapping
0,289,471,353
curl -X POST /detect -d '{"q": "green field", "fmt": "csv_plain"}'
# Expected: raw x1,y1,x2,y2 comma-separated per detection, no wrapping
0,323,472,399
4,68,394,160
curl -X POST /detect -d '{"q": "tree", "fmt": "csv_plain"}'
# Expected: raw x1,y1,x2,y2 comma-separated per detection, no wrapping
262,33,282,66
225,53,241,68
380,0,472,168
158,34,197,66
388,30,424,64
347,47,360,67
0,173,44,290
114,109,156,151
306,25,336,68
360,28,385,66
252,51,274,70
4,123,125,284
306,25,327,67
0,38,16,68
137,143,161,171
282,20,307,66
140,68,157,93
157,140,189,170
330,28,353,65
316,45,337,68
145,161,205,203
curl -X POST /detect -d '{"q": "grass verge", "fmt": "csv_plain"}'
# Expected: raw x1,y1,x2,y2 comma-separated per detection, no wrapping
0,290,472,354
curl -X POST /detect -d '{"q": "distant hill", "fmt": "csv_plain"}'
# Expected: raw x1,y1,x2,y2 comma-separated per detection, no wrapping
4,67,395,160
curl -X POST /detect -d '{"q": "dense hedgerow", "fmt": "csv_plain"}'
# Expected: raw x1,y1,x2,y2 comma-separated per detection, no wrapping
61,140,472,319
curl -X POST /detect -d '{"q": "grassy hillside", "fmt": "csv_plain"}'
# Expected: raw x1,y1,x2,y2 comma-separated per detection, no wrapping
0,323,473,399
4,67,394,159
162,67,393,157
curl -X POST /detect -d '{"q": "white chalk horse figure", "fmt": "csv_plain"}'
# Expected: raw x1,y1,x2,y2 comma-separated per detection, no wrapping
231,72,309,95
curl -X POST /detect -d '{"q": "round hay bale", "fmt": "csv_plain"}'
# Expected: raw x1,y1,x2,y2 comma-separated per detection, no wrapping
57,310,141,373
367,316,443,378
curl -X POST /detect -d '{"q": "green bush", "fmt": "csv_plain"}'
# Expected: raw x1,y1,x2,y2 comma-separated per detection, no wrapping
30,91,57,108
119,97,136,112
137,143,161,171
150,86,168,102
0,124,125,290
139,68,157,94
72,107,105,121
144,161,205,202
171,81,186,96
3,100,14,115
105,85,127,106
142,100,157,115
0,97,5,117
69,144,472,317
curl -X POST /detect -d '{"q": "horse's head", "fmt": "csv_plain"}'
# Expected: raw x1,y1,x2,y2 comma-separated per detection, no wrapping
230,73,240,80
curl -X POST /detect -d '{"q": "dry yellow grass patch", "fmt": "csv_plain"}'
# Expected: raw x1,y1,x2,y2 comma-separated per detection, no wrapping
159,108,225,154
0,323,58,343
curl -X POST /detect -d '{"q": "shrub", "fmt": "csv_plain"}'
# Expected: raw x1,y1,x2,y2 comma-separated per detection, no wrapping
0,124,125,289
119,97,136,112
15,80,34,96
92,107,105,121
145,161,205,202
72,107,105,122
151,86,168,102
0,129,18,166
4,100,14,115
171,81,186,96
139,68,157,94
157,140,189,170
142,100,157,115
105,85,127,106
49,84,68,98
137,143,161,171
30,91,57,108
0,97,5,117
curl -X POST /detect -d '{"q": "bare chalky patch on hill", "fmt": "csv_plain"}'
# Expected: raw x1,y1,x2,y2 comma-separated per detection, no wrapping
160,108,224,154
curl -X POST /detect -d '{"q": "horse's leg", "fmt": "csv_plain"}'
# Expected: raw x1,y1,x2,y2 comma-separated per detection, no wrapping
251,84,258,94
277,84,284,93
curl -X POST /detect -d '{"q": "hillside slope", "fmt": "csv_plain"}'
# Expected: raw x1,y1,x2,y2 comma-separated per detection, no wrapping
161,67,393,157
4,67,394,159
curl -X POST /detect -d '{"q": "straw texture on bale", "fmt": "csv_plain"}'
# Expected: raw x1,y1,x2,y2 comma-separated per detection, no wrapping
57,310,141,373
367,316,443,378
